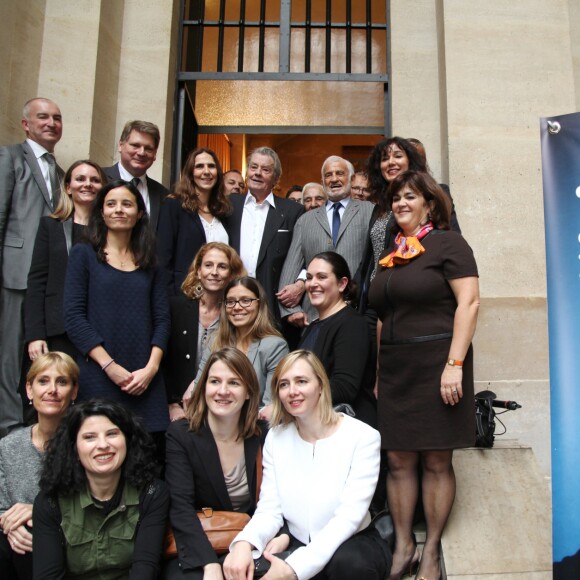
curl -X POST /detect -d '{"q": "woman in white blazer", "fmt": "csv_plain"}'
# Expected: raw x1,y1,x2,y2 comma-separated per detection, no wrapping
224,350,391,580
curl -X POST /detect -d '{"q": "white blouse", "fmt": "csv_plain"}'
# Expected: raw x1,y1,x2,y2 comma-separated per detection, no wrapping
233,415,380,579
199,215,229,244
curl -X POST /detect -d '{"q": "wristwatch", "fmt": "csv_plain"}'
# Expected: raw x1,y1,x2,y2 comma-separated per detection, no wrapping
447,358,463,367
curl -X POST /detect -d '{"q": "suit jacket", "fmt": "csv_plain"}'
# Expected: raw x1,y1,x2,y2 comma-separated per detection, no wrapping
278,199,374,320
299,306,376,427
225,193,304,320
102,163,167,230
24,216,79,341
156,197,214,296
165,420,267,571
162,294,201,403
0,142,63,290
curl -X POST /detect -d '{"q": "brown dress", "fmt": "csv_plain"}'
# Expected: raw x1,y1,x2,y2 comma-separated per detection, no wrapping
368,230,478,450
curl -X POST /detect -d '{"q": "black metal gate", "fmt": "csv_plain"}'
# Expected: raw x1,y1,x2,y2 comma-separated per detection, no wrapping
172,0,390,179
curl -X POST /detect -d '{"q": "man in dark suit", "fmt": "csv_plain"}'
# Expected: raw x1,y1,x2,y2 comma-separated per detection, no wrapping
0,97,63,432
277,156,374,327
103,120,168,229
226,147,304,323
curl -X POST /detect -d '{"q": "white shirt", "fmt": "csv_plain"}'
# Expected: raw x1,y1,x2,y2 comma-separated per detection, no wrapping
117,162,151,215
199,214,229,244
240,192,276,277
26,138,57,202
233,415,380,579
325,197,350,232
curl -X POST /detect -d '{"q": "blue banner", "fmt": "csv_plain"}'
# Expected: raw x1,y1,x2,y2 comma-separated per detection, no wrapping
541,111,580,578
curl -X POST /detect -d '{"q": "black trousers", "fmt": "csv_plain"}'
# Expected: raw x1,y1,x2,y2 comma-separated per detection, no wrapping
0,533,32,580
305,526,391,580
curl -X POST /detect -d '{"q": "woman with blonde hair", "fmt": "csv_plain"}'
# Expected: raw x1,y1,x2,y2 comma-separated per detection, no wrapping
157,148,232,295
163,242,246,422
164,347,267,579
183,277,288,413
224,350,391,580
0,352,78,579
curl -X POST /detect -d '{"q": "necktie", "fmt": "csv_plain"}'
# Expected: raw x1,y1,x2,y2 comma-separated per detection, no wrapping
332,202,341,247
131,177,141,190
44,152,59,208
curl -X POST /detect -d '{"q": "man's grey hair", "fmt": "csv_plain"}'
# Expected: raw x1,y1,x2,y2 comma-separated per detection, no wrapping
321,156,355,182
22,98,57,120
301,182,325,201
247,147,282,182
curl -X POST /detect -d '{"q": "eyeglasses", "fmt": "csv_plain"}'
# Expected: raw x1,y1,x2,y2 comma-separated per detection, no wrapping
224,297,260,309
351,187,371,194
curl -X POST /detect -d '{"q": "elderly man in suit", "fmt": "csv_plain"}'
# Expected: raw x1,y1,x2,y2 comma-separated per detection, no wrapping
103,120,168,229
225,147,304,322
0,97,63,433
277,155,374,327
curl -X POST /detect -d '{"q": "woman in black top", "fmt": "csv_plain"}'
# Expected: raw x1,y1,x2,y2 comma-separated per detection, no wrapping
299,252,376,427
25,160,107,361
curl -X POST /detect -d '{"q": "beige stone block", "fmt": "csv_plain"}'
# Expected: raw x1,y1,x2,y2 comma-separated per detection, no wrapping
89,0,125,166
473,297,549,381
115,0,178,186
0,0,45,143
390,0,446,182
570,0,580,109
474,380,551,475
37,0,103,166
444,446,552,576
441,0,575,298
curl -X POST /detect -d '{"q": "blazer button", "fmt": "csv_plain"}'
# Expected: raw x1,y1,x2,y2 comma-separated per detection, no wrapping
185,354,190,359
183,330,187,335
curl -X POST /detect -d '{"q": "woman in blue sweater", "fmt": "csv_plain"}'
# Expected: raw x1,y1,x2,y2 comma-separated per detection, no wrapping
64,180,170,437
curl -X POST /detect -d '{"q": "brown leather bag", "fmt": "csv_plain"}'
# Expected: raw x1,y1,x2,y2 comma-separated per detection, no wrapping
164,445,263,558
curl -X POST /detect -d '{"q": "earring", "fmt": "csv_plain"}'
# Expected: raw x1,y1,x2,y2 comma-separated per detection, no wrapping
71,399,76,406
193,283,204,299
28,399,33,406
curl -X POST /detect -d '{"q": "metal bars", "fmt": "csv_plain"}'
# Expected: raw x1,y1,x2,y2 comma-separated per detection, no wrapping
179,0,388,80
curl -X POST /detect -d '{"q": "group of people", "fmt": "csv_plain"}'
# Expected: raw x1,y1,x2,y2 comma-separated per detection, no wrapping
0,97,480,580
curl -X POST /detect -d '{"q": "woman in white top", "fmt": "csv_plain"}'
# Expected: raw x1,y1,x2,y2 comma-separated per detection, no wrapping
224,350,391,580
157,147,232,295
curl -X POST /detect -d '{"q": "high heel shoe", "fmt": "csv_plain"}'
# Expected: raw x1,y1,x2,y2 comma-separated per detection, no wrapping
414,551,442,580
388,533,419,580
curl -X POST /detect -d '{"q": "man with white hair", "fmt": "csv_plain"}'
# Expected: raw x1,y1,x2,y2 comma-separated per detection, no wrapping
277,156,374,327
301,182,327,211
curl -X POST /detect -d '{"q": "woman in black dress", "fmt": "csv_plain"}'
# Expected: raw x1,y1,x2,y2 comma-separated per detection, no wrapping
299,252,376,427
368,171,479,580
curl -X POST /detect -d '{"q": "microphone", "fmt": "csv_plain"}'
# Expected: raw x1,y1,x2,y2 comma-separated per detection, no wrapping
490,399,521,411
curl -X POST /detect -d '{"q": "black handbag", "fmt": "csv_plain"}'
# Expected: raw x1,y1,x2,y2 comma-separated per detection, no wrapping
474,390,496,448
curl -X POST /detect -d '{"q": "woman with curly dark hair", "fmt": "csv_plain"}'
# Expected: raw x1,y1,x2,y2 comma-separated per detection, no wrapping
64,180,170,438
33,400,169,579
157,148,232,295
298,252,376,427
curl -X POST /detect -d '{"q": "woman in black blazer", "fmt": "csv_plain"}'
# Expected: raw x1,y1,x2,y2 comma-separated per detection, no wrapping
163,242,246,422
25,160,107,360
299,252,376,427
164,347,268,579
157,148,232,295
